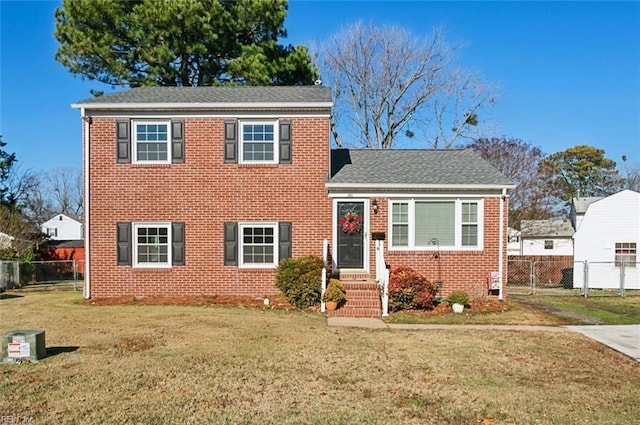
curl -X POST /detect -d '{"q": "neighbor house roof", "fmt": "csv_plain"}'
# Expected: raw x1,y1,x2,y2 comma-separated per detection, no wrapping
327,149,514,191
571,196,604,214
72,86,333,110
520,219,574,238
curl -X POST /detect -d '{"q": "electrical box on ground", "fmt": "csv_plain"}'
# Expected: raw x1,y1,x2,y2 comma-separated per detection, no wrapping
2,330,46,363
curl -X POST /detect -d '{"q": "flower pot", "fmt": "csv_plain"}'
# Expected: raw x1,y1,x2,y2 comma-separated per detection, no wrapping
325,301,338,311
452,303,464,314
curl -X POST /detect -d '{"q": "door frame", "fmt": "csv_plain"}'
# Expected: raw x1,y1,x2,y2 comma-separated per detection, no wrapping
332,198,370,272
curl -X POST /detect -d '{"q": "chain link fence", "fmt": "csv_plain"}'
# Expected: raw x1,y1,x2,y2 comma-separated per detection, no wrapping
507,258,639,297
0,260,84,292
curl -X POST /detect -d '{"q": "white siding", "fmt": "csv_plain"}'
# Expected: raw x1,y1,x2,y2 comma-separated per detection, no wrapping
573,190,640,289
41,214,84,240
521,238,573,255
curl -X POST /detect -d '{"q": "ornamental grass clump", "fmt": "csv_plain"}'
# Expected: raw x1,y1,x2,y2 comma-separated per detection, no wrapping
388,266,439,312
322,278,346,303
446,291,470,307
275,256,325,308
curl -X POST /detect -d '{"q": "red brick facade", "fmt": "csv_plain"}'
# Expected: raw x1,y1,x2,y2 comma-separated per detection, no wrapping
366,197,509,297
83,96,509,301
87,116,332,298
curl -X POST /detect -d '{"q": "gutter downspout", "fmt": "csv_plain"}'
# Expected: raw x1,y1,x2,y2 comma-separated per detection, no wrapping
498,188,506,301
82,108,91,300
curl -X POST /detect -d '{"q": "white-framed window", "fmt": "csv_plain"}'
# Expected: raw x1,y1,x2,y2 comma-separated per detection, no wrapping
133,222,172,268
46,228,58,237
133,121,170,164
544,240,554,250
615,242,636,268
389,199,483,250
239,121,278,163
239,222,278,268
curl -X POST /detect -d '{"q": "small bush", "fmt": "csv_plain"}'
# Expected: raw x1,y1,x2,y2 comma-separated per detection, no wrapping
388,266,438,312
275,256,326,308
446,291,470,307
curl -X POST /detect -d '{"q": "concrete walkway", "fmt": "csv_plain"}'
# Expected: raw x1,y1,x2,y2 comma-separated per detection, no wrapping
327,317,640,362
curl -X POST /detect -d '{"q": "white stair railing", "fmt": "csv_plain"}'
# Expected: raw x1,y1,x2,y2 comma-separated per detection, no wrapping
321,239,329,313
375,240,389,317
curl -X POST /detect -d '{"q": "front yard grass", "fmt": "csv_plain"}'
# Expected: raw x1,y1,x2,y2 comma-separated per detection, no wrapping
1,291,639,425
511,292,640,325
385,292,640,326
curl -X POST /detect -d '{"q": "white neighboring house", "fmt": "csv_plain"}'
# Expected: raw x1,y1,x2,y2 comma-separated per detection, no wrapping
41,214,83,240
572,190,640,290
517,219,574,256
0,231,14,249
507,227,521,255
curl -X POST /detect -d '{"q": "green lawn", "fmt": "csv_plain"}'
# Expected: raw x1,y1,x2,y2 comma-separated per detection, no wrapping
510,293,640,325
1,291,639,425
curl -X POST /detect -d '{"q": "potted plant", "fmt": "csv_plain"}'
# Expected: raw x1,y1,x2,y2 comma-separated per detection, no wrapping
446,291,469,314
322,279,346,311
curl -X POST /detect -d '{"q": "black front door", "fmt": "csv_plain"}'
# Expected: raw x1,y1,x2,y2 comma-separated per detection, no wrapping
337,201,364,269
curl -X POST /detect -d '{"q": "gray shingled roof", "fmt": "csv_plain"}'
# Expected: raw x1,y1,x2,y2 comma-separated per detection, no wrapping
572,196,603,214
329,149,514,188
521,219,574,238
74,86,332,106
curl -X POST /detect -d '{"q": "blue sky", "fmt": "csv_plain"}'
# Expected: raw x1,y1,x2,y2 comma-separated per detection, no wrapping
1,1,639,173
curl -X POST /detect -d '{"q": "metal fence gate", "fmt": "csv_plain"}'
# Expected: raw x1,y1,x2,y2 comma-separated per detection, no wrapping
507,259,638,297
0,260,83,292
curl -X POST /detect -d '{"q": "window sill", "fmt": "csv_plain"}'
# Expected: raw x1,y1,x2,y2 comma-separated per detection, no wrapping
388,248,484,254
130,163,172,168
131,266,173,272
237,163,280,168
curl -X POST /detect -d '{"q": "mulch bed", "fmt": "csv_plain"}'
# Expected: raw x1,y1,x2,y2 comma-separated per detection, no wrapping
84,294,296,310
85,295,509,317
397,299,511,317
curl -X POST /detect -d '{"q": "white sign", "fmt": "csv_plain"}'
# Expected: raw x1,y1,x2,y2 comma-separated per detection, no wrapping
7,342,30,358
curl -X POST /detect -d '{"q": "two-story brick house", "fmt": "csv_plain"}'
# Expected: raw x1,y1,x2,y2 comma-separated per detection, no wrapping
73,86,513,314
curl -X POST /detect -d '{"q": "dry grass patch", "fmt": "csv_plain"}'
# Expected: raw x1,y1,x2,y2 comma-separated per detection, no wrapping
1,291,639,424
386,299,572,325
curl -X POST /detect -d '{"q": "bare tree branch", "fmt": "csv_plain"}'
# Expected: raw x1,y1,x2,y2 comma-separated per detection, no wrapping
321,22,498,149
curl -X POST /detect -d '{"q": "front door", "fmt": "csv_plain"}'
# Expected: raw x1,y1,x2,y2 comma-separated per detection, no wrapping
336,201,365,269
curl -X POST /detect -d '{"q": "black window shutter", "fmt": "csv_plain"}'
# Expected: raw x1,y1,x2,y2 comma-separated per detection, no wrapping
171,120,184,163
224,222,238,265
172,222,185,266
116,121,131,163
116,222,131,265
279,222,292,260
224,120,238,163
279,121,292,164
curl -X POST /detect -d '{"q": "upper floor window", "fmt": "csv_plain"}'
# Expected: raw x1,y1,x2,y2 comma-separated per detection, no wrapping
240,122,277,163
133,121,169,163
389,199,483,250
544,240,554,250
615,242,636,267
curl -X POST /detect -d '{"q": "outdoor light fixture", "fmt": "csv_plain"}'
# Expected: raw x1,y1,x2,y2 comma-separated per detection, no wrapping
372,199,378,214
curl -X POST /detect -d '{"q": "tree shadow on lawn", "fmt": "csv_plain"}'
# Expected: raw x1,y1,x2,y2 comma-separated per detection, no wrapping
0,293,24,300
46,346,80,357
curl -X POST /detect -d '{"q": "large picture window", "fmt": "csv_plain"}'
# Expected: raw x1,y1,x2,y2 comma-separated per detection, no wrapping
133,223,171,267
239,223,278,267
133,121,169,163
240,122,277,163
389,199,483,250
615,242,636,267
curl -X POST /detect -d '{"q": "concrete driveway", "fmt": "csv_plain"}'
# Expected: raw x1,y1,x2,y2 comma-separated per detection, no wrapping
565,325,640,362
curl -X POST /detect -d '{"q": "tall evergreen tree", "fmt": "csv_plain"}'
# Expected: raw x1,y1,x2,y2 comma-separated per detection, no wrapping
54,0,318,87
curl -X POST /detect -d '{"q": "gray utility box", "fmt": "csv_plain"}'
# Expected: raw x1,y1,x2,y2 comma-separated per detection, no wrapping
2,330,46,363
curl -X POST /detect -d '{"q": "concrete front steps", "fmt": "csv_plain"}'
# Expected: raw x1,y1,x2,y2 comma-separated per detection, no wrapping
326,273,382,318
